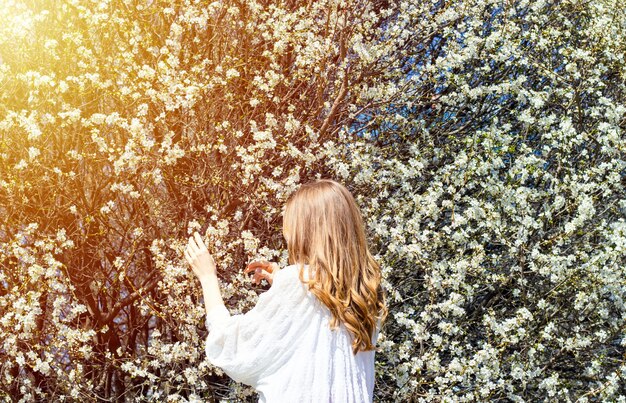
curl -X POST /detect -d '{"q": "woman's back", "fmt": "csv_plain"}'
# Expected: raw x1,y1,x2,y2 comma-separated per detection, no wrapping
191,179,386,402
205,264,380,402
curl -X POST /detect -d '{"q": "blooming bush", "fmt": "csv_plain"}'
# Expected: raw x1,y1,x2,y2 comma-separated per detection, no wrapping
0,0,624,401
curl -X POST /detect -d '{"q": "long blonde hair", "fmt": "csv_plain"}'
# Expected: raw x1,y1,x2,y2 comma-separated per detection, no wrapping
282,179,388,355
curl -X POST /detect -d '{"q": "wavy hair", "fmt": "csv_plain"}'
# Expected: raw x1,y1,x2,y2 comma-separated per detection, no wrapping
282,179,388,355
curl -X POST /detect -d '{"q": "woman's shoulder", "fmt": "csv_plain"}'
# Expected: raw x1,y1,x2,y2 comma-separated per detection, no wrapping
276,263,314,283
264,264,318,310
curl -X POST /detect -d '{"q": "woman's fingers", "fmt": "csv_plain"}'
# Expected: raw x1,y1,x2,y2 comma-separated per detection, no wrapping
244,260,276,284
182,232,219,281
185,233,210,263
193,232,208,252
188,236,200,254
244,260,278,280
253,268,272,284
244,260,268,274
188,232,207,253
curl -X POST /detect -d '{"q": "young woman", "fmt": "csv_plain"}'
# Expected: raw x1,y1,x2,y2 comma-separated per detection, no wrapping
184,179,388,402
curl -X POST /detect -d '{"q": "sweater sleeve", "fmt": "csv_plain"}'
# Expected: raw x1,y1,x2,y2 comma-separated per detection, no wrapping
204,268,309,387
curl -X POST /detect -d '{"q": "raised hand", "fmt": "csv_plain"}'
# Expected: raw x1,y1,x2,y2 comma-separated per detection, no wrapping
184,231,217,281
244,260,279,285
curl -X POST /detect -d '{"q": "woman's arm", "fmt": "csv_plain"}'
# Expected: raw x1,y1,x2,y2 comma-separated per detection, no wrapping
199,273,225,316
203,267,310,387
185,232,225,315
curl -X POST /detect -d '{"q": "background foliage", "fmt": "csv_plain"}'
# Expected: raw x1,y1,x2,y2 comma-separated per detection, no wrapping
0,0,625,401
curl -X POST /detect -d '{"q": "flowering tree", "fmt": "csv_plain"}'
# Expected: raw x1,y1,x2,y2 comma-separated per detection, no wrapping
336,0,626,401
0,0,625,401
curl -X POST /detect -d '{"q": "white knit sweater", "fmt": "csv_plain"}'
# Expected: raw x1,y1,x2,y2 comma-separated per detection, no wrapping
205,264,380,402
